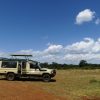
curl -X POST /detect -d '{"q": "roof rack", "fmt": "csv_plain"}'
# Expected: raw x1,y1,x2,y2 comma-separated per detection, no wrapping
11,54,32,57
10,54,33,60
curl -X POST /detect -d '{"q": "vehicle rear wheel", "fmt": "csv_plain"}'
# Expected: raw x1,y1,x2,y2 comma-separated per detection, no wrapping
6,73,15,81
42,74,51,82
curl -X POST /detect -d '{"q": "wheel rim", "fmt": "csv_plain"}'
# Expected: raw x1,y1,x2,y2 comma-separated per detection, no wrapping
7,74,14,80
43,74,50,81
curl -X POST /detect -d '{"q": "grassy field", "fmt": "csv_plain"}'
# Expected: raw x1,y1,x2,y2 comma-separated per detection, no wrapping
34,69,100,100
0,69,100,100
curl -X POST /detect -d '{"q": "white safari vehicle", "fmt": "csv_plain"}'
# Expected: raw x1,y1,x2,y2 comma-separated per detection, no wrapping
0,55,56,82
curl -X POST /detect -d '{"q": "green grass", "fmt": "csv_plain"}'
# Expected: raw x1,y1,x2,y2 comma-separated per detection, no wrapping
33,69,100,100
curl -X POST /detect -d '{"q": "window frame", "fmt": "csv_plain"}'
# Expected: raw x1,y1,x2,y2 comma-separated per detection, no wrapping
1,61,17,68
30,63,38,69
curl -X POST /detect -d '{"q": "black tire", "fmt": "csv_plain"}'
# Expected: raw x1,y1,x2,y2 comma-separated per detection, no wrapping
6,73,15,81
42,74,51,82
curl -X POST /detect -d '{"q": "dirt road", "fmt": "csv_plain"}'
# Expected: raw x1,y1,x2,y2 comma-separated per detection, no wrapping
0,79,66,100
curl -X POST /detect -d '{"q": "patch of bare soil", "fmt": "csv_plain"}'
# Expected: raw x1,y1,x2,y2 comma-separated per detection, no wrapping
0,80,66,100
81,96,100,100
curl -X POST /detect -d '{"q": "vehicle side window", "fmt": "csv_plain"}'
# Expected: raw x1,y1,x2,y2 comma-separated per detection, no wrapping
1,61,17,68
30,63,37,69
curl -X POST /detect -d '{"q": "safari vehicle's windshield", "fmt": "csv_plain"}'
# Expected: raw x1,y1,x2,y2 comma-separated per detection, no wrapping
30,61,42,69
37,62,42,69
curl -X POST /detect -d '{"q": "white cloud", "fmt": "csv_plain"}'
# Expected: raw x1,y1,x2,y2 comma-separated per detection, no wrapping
95,18,100,25
0,52,7,57
65,38,94,54
1,38,100,64
15,38,100,64
17,49,34,54
44,44,63,55
76,9,95,24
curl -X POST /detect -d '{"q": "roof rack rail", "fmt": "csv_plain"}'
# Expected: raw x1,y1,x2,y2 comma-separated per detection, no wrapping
11,54,32,57
10,54,33,60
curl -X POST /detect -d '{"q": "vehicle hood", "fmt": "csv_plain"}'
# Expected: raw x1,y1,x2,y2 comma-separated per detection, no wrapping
40,68,53,71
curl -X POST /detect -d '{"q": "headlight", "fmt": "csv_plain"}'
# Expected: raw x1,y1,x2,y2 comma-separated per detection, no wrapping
51,70,56,74
51,70,54,74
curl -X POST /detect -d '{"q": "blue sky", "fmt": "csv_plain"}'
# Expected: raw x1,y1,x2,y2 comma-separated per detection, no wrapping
0,0,100,64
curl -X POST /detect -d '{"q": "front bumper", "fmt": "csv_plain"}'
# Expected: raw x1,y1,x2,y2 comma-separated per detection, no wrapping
50,70,56,77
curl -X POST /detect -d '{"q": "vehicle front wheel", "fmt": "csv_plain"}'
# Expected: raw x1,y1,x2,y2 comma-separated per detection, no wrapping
42,74,51,82
6,73,15,81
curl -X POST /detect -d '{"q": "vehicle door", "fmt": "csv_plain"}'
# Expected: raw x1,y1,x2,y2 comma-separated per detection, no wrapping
29,63,40,75
21,62,27,74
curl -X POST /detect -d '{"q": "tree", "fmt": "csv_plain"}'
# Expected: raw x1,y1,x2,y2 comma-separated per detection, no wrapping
40,62,49,68
79,60,87,67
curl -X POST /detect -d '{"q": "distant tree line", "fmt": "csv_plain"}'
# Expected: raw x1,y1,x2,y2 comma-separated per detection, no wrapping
40,60,100,69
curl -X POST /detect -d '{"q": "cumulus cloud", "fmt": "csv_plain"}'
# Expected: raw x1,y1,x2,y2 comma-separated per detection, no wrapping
16,49,34,55
63,38,100,64
76,9,95,24
44,44,63,55
0,52,7,57
11,38,100,64
1,38,100,64
65,38,94,54
15,44,64,63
